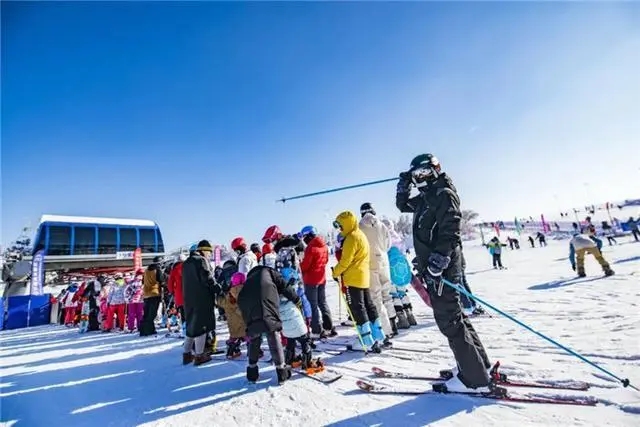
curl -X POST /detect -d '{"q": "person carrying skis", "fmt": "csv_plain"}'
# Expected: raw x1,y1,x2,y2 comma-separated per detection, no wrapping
396,153,493,394
569,233,614,277
181,240,222,366
331,210,386,352
237,261,301,384
358,202,396,341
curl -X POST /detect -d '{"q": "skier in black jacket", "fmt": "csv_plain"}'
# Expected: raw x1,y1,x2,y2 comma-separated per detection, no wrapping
396,153,493,394
238,264,301,384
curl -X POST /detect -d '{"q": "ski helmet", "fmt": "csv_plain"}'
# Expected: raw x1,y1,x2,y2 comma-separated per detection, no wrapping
300,225,317,238
359,202,376,217
409,153,441,188
231,237,247,252
262,225,283,244
250,243,261,254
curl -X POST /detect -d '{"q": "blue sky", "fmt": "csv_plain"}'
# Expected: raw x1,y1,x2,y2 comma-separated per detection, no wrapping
2,2,639,249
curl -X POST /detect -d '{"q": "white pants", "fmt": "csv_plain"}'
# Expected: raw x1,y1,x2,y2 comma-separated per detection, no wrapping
370,268,395,335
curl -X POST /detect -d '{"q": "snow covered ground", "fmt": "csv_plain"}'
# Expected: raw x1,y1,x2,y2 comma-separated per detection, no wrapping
1,238,639,426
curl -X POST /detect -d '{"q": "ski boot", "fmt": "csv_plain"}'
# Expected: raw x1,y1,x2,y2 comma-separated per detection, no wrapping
604,268,615,277
404,304,417,326
226,339,242,359
382,336,393,349
246,364,259,383
182,352,194,365
395,310,411,329
303,356,325,374
276,366,292,385
193,352,212,366
389,316,399,337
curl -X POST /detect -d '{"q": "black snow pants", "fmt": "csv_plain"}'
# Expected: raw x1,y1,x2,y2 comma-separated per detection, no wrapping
344,287,378,326
304,284,334,334
248,331,285,367
492,253,503,268
425,246,491,388
140,296,161,336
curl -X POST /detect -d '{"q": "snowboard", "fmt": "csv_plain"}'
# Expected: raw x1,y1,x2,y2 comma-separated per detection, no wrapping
388,246,411,287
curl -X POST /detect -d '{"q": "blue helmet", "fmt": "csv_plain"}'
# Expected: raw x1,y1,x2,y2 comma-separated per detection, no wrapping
300,225,317,238
189,243,197,252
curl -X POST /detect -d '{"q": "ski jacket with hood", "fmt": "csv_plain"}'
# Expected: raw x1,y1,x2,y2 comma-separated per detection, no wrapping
359,213,391,271
332,211,370,289
396,173,462,273
300,235,329,286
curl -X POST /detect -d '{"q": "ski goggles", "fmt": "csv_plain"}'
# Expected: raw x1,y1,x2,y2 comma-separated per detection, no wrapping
332,221,342,230
411,166,435,185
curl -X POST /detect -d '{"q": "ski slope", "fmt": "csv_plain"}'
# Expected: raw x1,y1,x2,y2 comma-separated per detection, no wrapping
1,239,639,426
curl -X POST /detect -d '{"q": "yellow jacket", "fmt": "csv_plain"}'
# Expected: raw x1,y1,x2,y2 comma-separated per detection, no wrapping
332,211,370,288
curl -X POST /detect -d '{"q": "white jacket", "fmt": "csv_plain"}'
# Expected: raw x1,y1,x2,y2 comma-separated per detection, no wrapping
237,251,258,275
570,234,597,250
359,213,391,271
279,297,307,339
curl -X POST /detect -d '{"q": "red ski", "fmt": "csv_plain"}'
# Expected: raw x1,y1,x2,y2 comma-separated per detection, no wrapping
356,380,597,406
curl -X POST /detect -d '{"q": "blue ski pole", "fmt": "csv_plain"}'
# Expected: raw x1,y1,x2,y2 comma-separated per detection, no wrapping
277,177,398,203
441,278,636,391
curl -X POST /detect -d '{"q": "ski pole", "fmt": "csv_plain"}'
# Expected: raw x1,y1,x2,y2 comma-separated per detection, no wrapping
441,278,636,391
277,177,398,203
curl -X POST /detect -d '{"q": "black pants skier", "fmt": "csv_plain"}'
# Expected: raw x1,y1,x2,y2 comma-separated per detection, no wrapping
426,246,491,388
140,296,161,336
344,287,378,326
632,229,639,242
492,253,503,269
304,284,334,334
248,331,285,366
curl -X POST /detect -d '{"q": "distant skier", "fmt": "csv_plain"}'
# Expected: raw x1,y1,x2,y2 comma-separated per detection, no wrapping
569,233,614,277
600,221,618,246
507,237,520,250
535,232,547,247
396,153,492,394
528,235,535,248
626,217,639,242
486,237,507,269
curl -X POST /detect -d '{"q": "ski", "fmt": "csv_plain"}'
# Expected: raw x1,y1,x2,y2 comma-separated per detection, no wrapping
356,380,597,406
372,366,590,391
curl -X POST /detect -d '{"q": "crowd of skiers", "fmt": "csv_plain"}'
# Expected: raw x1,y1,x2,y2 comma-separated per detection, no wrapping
52,260,169,336
51,151,639,395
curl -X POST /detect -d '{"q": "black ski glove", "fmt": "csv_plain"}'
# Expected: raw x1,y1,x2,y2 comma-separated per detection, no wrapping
396,171,412,196
423,252,451,296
